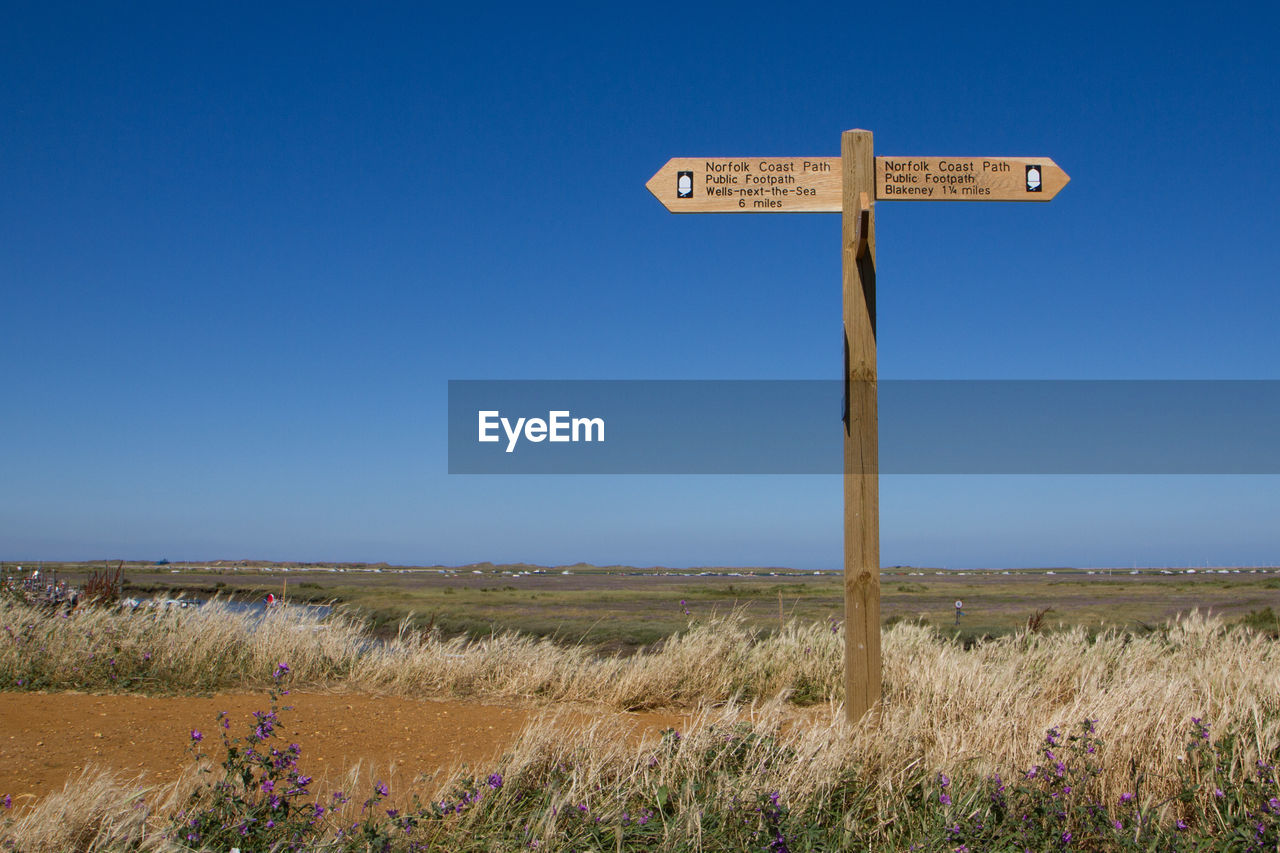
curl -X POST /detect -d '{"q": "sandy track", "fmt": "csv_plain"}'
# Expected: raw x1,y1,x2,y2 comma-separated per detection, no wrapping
0,691,686,809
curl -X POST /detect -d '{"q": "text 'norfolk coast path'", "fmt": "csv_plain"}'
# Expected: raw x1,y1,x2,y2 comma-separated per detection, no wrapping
646,155,1069,211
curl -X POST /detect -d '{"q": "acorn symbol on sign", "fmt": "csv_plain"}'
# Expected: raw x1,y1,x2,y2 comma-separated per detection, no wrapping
1026,165,1042,192
677,171,693,198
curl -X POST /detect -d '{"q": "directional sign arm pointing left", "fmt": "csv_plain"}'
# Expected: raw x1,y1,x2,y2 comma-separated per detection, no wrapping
646,157,842,213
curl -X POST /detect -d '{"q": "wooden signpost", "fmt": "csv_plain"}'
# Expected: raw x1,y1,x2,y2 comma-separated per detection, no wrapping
646,152,1068,212
647,129,1070,724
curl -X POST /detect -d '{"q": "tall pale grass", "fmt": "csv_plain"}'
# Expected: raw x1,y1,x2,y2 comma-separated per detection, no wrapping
3,686,1275,851
0,598,842,705
4,599,1279,736
5,599,1280,836
0,768,155,852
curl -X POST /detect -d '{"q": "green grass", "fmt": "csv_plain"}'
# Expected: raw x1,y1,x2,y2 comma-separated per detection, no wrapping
11,560,1280,652
1235,606,1280,638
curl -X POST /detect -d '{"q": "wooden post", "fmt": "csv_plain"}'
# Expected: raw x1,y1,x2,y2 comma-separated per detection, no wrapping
841,128,881,723
645,134,1068,725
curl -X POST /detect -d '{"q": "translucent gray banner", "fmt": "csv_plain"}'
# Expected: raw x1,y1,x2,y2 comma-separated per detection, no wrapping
447,380,1280,474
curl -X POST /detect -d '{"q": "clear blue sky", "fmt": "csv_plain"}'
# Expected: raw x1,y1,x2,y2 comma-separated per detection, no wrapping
2,1,1278,568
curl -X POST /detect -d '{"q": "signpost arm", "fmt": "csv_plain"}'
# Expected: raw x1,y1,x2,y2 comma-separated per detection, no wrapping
841,128,881,723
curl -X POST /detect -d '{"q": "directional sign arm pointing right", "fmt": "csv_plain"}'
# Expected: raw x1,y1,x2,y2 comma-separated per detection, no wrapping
875,156,1070,201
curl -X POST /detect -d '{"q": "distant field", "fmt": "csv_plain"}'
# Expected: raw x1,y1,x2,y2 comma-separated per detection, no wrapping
9,560,1280,650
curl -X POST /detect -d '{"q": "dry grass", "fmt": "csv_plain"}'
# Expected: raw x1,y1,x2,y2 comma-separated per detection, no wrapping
479,611,1280,834
1,768,154,852
0,599,843,706
5,601,1280,848
5,599,1280,732
2,683,1273,850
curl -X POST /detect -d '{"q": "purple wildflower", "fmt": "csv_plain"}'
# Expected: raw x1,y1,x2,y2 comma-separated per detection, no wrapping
274,661,290,679
190,729,203,742
375,781,389,797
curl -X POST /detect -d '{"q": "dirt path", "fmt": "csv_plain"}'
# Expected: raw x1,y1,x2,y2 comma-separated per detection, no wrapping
0,691,687,810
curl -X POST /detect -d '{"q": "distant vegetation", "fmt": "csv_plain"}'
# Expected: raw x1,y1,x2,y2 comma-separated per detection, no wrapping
16,560,1280,653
